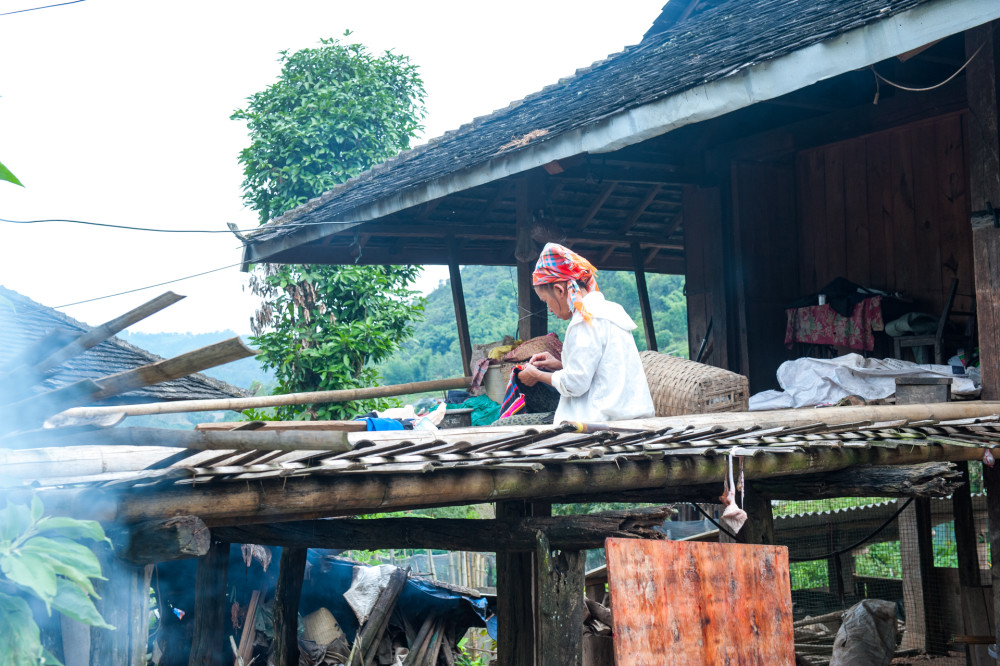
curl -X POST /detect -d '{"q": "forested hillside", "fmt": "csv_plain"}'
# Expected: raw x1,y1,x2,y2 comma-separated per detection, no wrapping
378,266,688,385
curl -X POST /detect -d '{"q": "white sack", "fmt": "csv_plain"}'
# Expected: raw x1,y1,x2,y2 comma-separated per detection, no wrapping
749,354,978,410
343,564,396,625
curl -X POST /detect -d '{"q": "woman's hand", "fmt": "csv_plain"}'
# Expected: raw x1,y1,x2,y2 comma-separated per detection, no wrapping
518,364,541,386
528,352,562,371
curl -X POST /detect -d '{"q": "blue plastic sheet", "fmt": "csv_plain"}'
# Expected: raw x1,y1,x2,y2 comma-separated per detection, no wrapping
299,552,491,642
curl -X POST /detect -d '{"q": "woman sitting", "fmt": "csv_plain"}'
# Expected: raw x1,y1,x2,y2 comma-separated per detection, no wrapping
517,243,655,423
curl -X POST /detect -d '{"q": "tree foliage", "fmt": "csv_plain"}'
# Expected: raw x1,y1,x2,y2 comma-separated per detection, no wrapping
232,35,427,419
0,497,112,665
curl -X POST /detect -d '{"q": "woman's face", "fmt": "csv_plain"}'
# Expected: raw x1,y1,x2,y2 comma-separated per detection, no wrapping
535,283,572,320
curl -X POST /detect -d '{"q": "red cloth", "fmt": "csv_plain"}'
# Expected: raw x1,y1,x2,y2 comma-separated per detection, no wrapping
784,296,884,351
532,242,599,322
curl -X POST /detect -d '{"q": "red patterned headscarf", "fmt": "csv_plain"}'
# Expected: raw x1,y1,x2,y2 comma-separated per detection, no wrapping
532,243,600,322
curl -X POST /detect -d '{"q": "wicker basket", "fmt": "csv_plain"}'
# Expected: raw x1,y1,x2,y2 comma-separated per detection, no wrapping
639,351,749,416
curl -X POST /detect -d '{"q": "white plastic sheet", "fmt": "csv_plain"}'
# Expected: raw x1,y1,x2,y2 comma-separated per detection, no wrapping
749,353,978,410
829,599,897,666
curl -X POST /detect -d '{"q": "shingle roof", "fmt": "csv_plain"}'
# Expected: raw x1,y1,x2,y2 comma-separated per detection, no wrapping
0,286,247,404
246,0,936,250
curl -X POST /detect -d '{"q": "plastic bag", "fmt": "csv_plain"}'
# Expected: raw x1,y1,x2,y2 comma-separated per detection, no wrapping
828,599,896,666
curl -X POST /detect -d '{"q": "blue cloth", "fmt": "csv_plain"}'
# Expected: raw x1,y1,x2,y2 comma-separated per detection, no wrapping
355,417,404,431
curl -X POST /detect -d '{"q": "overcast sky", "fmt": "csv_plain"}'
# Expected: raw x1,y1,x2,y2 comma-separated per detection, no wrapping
0,0,664,334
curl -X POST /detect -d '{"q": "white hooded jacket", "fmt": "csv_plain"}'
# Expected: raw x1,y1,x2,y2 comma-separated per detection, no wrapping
549,291,655,423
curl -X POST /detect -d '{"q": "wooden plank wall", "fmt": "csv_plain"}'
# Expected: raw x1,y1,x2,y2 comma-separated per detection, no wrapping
796,113,973,317
683,186,729,370
732,159,799,392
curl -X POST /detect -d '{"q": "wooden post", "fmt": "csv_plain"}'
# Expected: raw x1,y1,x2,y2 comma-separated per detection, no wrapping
449,244,473,375
718,483,774,546
272,547,308,666
985,461,1000,652
188,541,231,666
631,242,658,351
89,543,153,666
952,462,992,665
516,175,547,341
968,23,1000,399
899,499,943,653
534,531,584,666
496,501,536,666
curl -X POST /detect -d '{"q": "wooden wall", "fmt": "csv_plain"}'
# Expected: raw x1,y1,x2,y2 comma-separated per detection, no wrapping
796,113,973,316
732,160,799,392
699,112,974,393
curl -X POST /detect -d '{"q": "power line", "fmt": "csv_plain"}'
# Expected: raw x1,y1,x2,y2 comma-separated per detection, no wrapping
53,262,244,308
0,0,84,16
1,217,250,234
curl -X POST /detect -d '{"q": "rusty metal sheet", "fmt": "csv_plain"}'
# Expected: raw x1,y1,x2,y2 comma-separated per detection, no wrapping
606,538,794,665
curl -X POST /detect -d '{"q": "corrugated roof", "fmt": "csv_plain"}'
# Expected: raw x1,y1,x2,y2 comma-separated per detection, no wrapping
0,286,247,403
245,0,937,251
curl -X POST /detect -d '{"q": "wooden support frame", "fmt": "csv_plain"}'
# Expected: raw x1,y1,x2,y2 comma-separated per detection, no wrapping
273,547,308,666
516,175,548,341
213,505,672,552
449,240,473,374
89,543,152,666
985,460,1000,651
188,541,231,666
899,498,945,653
631,242,658,351
496,501,536,666
534,531,584,666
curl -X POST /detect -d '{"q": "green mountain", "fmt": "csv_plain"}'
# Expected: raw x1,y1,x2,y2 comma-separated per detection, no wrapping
378,266,688,385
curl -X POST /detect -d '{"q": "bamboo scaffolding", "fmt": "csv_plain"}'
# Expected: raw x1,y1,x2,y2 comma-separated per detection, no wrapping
28,438,990,525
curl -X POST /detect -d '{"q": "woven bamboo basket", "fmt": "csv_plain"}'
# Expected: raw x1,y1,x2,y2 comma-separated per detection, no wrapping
639,351,749,416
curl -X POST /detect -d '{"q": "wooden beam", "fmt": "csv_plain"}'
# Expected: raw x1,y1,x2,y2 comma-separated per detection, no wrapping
631,243,657,351
37,436,995,526
966,22,1000,220
985,459,1000,652
969,23,1000,401
272,547,308,666
449,247,473,375
115,515,210,565
212,506,673,552
580,181,617,229
899,498,945,653
535,530,584,666
92,337,256,401
516,176,548,341
89,543,152,666
620,185,661,232
188,541,231,666
496,501,535,666
195,420,368,432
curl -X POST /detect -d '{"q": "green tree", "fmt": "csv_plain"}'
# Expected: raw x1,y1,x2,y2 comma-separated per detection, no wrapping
232,35,427,420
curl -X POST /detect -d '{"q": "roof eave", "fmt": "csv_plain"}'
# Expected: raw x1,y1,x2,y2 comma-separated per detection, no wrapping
242,0,1000,269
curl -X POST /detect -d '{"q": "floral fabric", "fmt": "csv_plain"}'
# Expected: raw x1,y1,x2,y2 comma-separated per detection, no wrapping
784,296,884,352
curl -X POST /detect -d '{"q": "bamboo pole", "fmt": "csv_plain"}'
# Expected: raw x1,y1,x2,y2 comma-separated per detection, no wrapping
52,376,472,421
610,401,1000,431
3,426,350,452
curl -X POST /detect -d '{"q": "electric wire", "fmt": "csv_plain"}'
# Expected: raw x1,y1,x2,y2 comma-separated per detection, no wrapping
0,0,84,16
870,42,984,94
